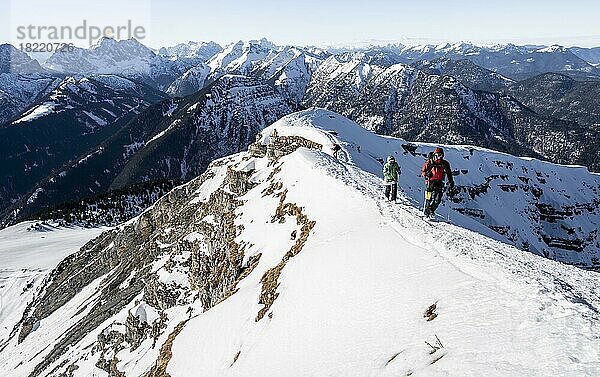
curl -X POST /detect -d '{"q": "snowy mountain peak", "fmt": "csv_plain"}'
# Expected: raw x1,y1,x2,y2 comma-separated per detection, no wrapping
159,40,223,62
43,38,191,90
207,39,280,78
248,37,278,50
89,37,155,57
44,37,156,75
90,36,118,49
0,44,46,74
535,44,568,53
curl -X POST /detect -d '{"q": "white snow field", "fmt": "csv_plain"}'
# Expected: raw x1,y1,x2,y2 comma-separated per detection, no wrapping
0,109,598,376
0,222,106,344
168,110,600,376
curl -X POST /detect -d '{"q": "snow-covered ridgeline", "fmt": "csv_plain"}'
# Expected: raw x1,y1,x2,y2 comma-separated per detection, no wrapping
263,110,600,266
0,109,598,377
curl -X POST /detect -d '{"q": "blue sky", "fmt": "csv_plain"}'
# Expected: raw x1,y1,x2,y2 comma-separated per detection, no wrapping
2,0,600,48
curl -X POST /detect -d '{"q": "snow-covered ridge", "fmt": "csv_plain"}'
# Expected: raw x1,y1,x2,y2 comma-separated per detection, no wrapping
11,102,57,124
158,41,222,62
262,110,600,266
0,109,597,376
9,74,158,126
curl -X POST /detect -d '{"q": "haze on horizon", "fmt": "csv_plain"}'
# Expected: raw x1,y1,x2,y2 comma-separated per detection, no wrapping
1,0,599,49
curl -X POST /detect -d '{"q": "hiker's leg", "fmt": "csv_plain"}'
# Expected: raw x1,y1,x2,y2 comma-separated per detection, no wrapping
430,187,443,213
424,187,432,215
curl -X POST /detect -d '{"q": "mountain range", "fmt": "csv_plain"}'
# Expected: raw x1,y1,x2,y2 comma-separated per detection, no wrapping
1,34,600,376
1,74,291,227
1,37,600,231
302,55,600,172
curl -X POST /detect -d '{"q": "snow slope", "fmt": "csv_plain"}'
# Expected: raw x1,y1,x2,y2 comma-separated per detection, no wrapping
169,120,599,376
0,222,105,344
0,109,598,376
259,110,600,266
0,73,60,125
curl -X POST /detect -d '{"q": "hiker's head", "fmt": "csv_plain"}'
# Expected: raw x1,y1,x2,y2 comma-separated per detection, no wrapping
387,155,395,163
433,147,444,161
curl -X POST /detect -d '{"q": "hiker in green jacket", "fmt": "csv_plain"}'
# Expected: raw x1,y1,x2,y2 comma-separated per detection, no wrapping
383,155,401,201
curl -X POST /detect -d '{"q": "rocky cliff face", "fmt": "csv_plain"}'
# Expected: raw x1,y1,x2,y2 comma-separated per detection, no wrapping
166,64,211,97
1,121,323,376
13,160,246,376
0,44,46,74
110,75,293,188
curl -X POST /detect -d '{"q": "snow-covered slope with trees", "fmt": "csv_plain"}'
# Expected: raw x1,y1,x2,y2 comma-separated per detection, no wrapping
507,72,600,127
0,75,291,228
411,58,514,92
0,73,61,125
0,109,598,377
0,75,167,219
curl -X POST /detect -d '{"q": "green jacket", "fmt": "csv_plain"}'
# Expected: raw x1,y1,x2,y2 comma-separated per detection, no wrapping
383,161,401,182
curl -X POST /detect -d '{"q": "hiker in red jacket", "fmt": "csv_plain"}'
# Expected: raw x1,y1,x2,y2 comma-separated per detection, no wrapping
421,147,454,218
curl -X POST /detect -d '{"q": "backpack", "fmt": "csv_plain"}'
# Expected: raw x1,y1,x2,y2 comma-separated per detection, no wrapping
426,160,446,181
384,162,400,182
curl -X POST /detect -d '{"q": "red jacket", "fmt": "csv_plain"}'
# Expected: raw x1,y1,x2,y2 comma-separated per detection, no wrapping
421,158,454,185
